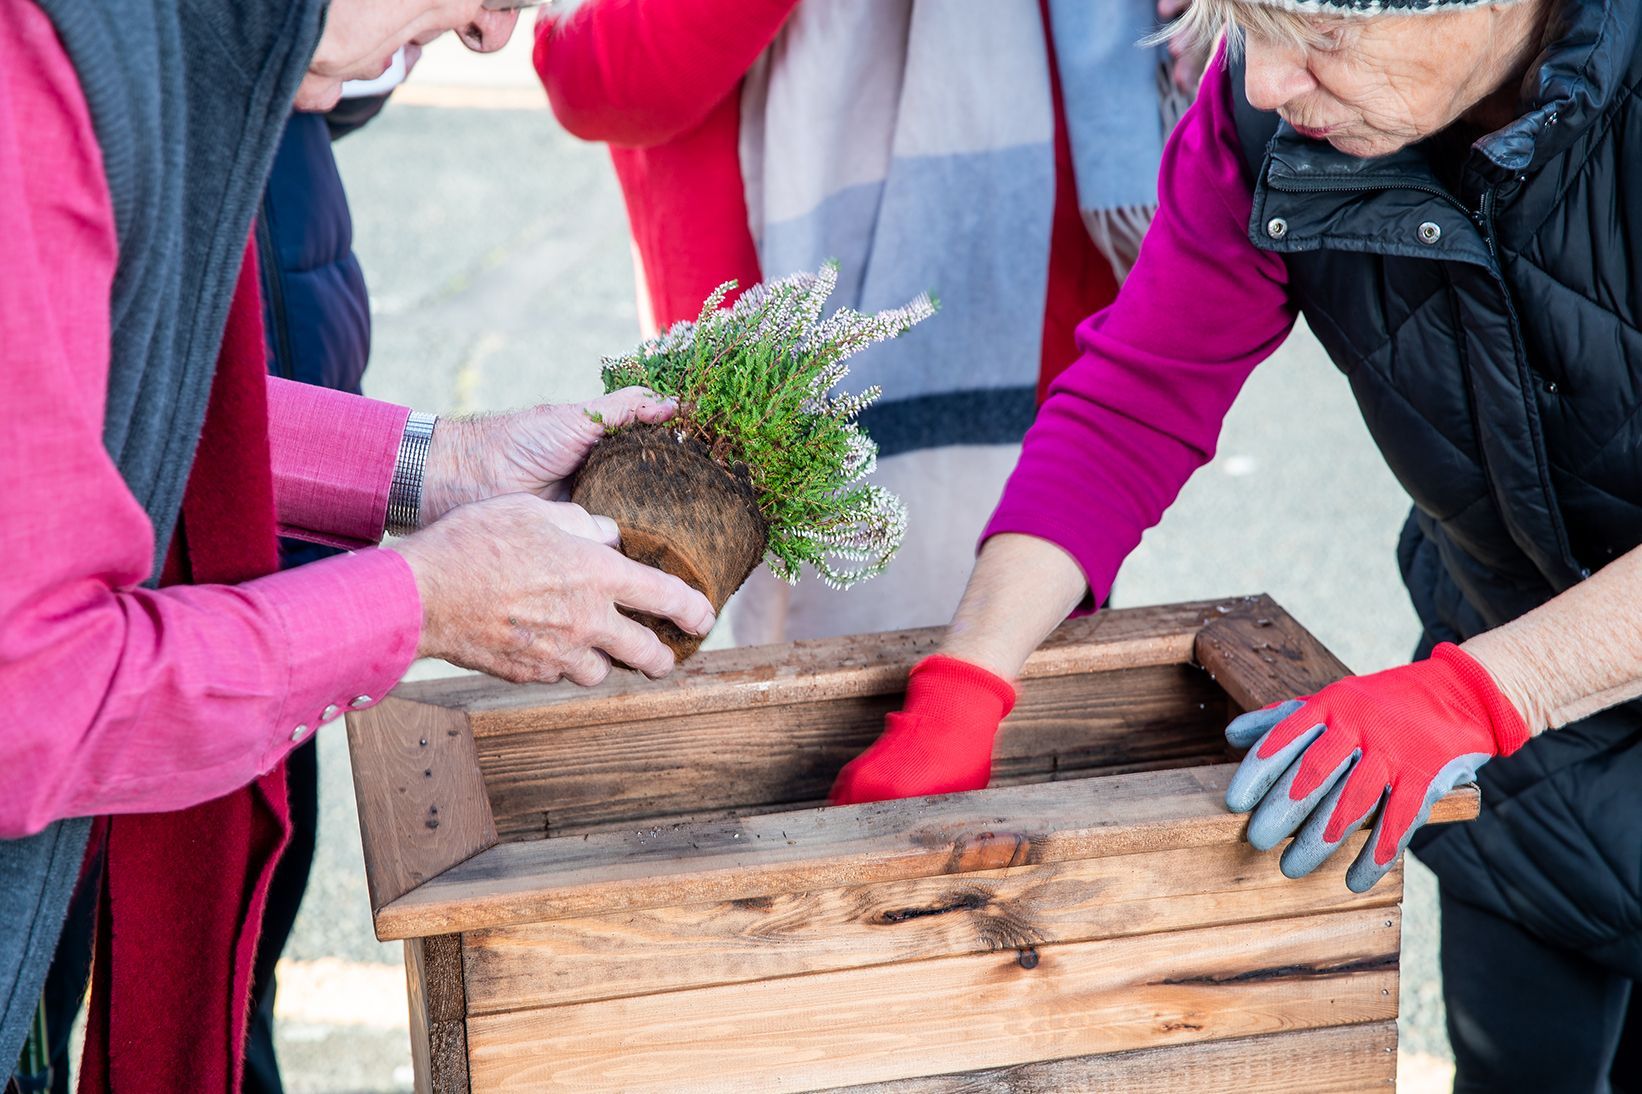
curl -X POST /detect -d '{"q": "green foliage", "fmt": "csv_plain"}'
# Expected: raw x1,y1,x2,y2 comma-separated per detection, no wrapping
600,263,936,588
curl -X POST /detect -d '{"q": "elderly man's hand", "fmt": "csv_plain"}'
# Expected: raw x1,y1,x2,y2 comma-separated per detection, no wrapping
389,493,715,686
417,387,676,525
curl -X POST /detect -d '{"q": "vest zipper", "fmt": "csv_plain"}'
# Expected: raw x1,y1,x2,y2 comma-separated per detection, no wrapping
1471,185,1584,579
1475,188,1500,260
255,214,296,381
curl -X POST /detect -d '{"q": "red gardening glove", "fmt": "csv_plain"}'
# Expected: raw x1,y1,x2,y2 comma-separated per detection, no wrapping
1224,642,1529,892
829,655,1018,805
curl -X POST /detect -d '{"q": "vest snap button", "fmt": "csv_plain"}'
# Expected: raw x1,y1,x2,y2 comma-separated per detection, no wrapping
1266,217,1288,240
1544,380,1559,394
1418,221,1442,245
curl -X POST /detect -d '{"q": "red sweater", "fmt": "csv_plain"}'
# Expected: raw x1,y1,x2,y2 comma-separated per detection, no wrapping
534,0,1119,400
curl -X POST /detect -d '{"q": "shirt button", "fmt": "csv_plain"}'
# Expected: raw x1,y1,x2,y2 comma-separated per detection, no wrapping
291,723,309,742
321,704,341,723
350,695,373,709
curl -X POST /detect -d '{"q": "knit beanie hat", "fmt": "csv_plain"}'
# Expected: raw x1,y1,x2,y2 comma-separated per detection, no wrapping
1251,0,1499,10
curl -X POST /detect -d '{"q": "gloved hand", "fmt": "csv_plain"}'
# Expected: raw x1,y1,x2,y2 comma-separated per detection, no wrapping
830,655,1018,805
1224,642,1529,892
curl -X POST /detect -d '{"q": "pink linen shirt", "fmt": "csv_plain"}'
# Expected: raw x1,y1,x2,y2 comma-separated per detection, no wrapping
984,56,1298,603
0,0,422,838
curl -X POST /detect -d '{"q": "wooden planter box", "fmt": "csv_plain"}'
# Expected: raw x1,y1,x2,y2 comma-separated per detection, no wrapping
347,595,1478,1093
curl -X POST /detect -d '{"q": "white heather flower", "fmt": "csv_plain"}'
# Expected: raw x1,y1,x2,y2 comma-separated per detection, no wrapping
601,263,934,589
695,280,736,325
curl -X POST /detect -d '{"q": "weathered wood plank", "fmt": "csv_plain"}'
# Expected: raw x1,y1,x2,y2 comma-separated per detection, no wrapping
462,835,1400,1014
346,699,497,913
392,599,1231,731
465,908,1402,1092
1194,595,1351,712
819,1021,1399,1092
404,935,470,1094
405,940,434,1094
376,764,1476,940
478,662,1229,840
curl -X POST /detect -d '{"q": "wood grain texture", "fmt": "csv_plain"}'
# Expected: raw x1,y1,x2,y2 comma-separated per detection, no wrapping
404,935,470,1094
380,765,1235,939
818,1021,1399,1093
461,835,1400,1014
377,764,1476,940
464,908,1402,1092
346,699,498,914
478,662,1229,840
390,599,1231,729
1193,595,1351,712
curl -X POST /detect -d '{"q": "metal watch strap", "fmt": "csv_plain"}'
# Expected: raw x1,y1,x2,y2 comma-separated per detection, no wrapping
386,411,438,536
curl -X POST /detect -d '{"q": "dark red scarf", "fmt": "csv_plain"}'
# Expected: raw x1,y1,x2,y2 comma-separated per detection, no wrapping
79,238,291,1093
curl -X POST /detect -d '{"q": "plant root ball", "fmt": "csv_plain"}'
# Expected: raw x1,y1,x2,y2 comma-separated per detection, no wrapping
572,424,768,661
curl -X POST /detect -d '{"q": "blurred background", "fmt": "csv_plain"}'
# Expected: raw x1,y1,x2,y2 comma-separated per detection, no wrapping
277,26,1452,1092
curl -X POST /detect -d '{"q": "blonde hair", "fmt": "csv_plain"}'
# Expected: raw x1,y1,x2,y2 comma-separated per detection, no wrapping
1147,0,1335,59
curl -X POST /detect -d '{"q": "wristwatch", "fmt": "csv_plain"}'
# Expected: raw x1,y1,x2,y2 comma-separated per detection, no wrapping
386,411,438,536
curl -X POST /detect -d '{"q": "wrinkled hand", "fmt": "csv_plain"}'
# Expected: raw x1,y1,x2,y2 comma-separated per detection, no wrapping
1223,643,1529,892
1157,0,1210,94
417,387,678,526
390,493,715,686
830,656,1018,806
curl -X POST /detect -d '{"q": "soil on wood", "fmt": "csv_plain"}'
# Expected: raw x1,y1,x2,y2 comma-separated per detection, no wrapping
572,424,767,660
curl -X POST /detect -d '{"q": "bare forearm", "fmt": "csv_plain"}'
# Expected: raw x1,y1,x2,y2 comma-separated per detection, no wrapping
937,534,1089,679
1463,545,1642,733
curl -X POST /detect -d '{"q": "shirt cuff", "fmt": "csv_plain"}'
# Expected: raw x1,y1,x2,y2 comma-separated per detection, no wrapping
268,376,410,548
243,547,422,768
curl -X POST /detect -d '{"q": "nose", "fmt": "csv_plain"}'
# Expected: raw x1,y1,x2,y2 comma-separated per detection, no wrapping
1242,34,1316,113
458,8,519,52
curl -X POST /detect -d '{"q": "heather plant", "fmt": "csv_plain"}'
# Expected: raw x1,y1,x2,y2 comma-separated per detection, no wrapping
600,263,937,589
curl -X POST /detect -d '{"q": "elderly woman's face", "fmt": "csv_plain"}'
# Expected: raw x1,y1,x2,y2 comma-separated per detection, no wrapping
296,0,520,111
1243,3,1545,159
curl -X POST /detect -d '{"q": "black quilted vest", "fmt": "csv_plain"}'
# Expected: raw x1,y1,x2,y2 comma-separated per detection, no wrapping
1231,0,1642,956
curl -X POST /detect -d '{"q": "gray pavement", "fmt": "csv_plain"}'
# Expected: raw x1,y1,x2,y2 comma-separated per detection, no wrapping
281,79,1451,1091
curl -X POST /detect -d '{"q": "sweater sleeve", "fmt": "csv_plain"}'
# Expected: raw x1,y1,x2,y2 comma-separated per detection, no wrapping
983,58,1298,604
534,0,800,147
0,3,420,837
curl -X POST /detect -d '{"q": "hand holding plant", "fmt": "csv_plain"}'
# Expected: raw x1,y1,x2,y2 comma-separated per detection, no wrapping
417,387,679,526
579,263,937,657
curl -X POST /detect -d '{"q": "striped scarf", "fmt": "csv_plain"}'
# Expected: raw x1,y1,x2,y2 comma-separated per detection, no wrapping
740,0,1176,457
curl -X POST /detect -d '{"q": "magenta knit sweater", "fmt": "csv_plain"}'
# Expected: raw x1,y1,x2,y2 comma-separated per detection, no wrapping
983,59,1299,603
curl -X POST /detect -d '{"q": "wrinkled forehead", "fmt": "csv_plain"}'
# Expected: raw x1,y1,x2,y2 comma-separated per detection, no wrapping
1214,0,1519,50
